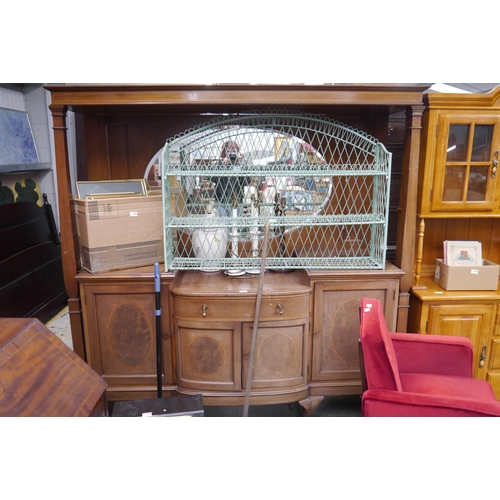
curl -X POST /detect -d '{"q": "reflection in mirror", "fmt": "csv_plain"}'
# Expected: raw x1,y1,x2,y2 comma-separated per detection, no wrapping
146,129,330,218
446,124,469,162
443,165,465,201
145,152,162,192
467,166,488,201
471,125,493,162
165,127,331,222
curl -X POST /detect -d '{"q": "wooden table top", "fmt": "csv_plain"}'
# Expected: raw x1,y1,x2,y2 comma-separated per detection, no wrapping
0,318,106,416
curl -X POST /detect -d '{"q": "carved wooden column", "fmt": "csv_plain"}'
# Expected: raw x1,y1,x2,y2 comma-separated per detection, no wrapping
395,104,425,332
49,104,86,359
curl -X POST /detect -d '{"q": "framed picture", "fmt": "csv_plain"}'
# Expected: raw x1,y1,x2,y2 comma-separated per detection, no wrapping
444,240,482,266
0,174,42,206
76,179,148,199
0,107,39,166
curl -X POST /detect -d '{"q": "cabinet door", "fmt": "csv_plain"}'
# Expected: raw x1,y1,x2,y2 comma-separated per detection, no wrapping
241,318,309,391
311,280,398,386
486,337,500,399
176,319,242,392
431,114,500,213
81,283,173,397
427,303,495,379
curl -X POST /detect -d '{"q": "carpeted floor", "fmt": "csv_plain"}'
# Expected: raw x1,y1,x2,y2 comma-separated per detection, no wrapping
203,395,362,417
44,306,73,349
108,395,361,417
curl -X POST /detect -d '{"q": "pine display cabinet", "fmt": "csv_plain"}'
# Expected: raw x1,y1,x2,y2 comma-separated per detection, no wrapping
409,86,500,400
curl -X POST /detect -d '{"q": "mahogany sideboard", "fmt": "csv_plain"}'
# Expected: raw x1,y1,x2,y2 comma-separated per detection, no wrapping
46,84,426,360
76,263,402,412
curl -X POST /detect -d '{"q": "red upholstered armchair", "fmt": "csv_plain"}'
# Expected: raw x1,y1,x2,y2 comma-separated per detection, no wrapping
359,298,500,416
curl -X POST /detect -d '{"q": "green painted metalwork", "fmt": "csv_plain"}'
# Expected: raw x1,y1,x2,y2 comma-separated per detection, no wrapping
161,111,391,272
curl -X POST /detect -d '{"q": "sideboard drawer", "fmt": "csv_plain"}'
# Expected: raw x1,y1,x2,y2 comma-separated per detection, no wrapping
173,294,309,321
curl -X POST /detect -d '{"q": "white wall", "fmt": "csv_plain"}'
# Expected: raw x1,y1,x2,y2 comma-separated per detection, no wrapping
0,87,25,110
0,85,60,229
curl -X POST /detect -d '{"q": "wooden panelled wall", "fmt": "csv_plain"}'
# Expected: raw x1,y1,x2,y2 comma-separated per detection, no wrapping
75,110,408,265
76,108,405,265
386,111,406,264
418,218,500,277
76,114,206,182
76,109,391,184
76,107,405,274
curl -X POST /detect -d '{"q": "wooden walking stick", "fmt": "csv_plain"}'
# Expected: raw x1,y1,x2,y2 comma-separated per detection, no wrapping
243,221,271,417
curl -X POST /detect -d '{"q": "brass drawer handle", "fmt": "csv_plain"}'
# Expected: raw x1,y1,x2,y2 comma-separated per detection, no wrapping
202,304,207,317
491,151,498,178
479,345,487,368
277,303,284,315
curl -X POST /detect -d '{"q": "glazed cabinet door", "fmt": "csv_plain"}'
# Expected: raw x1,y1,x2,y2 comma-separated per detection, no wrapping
311,279,399,390
241,318,309,392
80,283,173,400
175,319,242,392
431,114,500,213
426,303,496,380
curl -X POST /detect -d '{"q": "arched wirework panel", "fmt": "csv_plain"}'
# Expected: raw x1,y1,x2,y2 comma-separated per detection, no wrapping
161,110,391,272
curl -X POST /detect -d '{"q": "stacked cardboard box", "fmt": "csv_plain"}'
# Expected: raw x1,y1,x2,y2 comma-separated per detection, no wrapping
434,258,499,291
75,194,163,273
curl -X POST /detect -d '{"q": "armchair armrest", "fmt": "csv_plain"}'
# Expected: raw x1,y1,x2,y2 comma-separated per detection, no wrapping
389,332,474,378
362,389,500,417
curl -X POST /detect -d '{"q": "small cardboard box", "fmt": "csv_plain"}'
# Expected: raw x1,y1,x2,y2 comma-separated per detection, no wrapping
75,195,164,273
434,258,500,291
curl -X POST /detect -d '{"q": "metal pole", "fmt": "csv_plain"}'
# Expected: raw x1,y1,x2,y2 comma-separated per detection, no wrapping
154,262,162,398
243,222,270,417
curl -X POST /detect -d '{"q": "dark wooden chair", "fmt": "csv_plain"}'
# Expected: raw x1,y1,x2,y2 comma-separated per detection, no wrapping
0,197,67,323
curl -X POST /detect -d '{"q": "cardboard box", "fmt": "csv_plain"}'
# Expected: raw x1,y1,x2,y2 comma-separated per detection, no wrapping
434,258,500,291
75,195,164,273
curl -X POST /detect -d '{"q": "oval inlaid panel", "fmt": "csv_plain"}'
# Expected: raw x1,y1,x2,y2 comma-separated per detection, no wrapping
330,298,360,362
188,336,226,375
259,333,296,373
107,303,152,366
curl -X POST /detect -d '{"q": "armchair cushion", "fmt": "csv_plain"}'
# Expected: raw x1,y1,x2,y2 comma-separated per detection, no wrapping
390,332,474,378
399,373,496,401
362,389,500,417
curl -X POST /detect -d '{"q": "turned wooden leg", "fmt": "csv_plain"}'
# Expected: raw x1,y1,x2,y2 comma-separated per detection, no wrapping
298,396,324,417
413,218,426,289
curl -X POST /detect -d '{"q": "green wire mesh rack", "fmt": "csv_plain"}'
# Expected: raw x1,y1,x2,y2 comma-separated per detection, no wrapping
161,111,391,272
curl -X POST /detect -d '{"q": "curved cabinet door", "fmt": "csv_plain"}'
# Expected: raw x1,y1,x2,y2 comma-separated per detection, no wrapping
242,318,309,392
175,319,242,392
